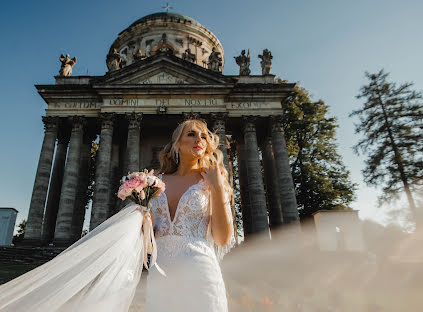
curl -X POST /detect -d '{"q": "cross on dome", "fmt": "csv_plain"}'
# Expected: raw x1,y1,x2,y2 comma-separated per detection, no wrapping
162,3,173,12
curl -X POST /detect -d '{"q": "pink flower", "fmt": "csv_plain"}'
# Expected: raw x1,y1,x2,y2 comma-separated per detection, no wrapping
117,192,126,200
152,179,166,198
117,184,132,200
124,177,147,190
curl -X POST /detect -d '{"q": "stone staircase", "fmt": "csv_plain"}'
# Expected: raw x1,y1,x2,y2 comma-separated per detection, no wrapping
0,246,66,265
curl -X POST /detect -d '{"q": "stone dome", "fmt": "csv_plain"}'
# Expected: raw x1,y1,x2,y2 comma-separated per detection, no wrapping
107,12,224,72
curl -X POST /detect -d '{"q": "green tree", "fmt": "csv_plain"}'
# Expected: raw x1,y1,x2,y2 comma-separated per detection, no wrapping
16,219,26,236
350,70,423,214
282,85,356,219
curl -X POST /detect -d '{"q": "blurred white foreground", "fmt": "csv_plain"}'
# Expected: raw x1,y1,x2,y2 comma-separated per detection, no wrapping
130,209,423,311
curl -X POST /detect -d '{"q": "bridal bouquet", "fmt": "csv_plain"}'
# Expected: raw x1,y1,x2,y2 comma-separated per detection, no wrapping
117,169,165,207
117,169,165,270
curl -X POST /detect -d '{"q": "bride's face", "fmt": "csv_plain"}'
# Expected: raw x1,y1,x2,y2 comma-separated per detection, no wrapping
177,123,207,161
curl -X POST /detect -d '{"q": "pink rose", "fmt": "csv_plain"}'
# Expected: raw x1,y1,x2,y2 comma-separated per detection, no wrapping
117,184,132,200
152,180,166,198
124,177,146,190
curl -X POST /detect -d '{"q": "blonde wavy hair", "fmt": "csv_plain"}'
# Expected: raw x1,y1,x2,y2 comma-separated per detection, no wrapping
158,119,233,196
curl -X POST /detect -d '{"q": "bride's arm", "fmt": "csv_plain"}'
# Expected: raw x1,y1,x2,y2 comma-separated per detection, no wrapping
210,186,232,246
201,166,233,247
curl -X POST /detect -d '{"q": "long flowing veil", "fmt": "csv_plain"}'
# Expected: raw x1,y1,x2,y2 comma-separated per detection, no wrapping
0,203,145,312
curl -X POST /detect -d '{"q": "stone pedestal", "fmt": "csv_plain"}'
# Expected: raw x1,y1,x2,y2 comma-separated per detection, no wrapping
313,210,365,252
53,117,85,246
25,117,59,245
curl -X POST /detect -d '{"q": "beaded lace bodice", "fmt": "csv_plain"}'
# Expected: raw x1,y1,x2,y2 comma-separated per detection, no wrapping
150,174,235,261
151,175,211,239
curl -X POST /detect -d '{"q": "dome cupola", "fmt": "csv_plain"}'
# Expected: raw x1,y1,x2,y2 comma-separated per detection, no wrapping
107,12,224,72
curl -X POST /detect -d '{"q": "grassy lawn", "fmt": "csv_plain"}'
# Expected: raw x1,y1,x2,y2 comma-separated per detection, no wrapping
0,264,39,285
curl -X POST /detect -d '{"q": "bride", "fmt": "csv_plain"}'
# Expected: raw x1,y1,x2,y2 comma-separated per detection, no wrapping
0,119,235,312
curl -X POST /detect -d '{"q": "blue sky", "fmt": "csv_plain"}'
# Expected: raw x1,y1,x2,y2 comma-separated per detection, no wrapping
1,0,422,232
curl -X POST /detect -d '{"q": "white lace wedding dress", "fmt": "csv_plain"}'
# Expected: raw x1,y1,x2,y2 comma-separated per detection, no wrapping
0,175,235,312
145,174,234,311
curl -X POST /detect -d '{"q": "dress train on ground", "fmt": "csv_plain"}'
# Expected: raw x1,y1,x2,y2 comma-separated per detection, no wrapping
0,203,145,312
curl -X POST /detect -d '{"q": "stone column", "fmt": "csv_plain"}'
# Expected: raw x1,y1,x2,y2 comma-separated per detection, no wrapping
270,116,299,223
25,116,59,244
41,128,69,243
126,113,142,172
90,113,115,230
211,113,238,241
71,128,95,241
211,113,230,172
53,116,85,246
109,132,122,217
261,136,284,228
241,116,269,235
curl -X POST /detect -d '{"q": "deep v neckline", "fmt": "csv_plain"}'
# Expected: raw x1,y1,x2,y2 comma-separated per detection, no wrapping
159,173,203,224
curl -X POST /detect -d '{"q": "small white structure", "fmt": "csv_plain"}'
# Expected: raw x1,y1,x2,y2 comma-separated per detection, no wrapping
0,208,18,246
313,210,365,252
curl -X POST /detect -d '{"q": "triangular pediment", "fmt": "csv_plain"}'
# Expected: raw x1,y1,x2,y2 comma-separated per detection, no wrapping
95,54,234,85
136,71,190,84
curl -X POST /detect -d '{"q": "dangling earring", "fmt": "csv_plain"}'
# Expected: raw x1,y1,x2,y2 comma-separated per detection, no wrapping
175,150,179,165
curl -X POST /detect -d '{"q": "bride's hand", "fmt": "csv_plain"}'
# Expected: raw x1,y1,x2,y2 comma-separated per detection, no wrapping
200,162,225,192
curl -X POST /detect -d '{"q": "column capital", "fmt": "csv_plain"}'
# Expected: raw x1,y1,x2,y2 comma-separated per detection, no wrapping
210,112,228,132
99,112,116,129
68,117,86,135
210,112,228,122
125,112,142,129
182,112,202,121
269,115,284,132
42,116,59,131
241,115,259,133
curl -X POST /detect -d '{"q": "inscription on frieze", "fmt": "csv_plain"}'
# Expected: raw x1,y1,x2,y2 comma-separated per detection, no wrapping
50,101,101,109
49,99,279,111
104,97,223,107
227,102,281,110
184,98,219,106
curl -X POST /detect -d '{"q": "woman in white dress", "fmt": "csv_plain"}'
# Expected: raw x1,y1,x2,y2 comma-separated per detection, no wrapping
145,119,235,311
0,119,235,312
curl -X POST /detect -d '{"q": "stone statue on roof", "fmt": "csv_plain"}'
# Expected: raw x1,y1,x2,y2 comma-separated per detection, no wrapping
106,48,122,72
208,47,222,72
258,49,273,75
182,48,196,63
234,49,250,76
133,48,147,61
59,54,77,77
